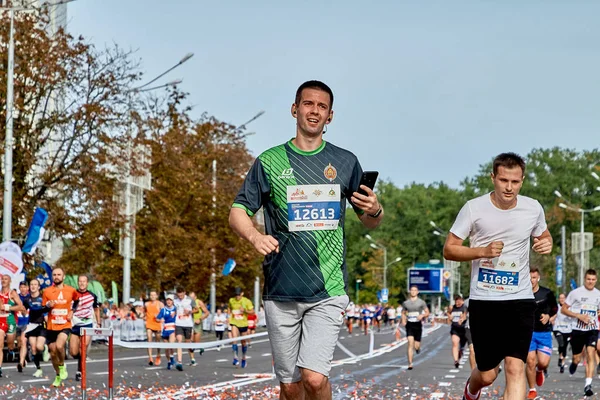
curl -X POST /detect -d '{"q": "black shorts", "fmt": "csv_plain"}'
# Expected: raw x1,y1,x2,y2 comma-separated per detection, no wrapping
175,326,193,340
46,328,71,344
570,330,598,355
450,325,468,349
25,325,47,339
465,327,473,346
71,323,93,337
405,322,423,342
231,325,248,334
469,299,535,372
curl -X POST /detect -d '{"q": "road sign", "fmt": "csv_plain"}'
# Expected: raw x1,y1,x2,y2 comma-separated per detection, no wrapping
443,270,451,280
571,233,593,253
408,268,443,293
381,288,389,303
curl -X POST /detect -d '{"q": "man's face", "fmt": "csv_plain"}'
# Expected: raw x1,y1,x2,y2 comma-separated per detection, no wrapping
558,293,566,305
78,276,88,291
293,88,332,138
52,269,64,285
1,275,10,288
455,298,464,307
530,272,540,288
29,279,40,293
585,274,597,290
149,291,157,301
409,287,418,297
20,284,29,296
166,299,174,307
491,166,523,207
177,292,185,300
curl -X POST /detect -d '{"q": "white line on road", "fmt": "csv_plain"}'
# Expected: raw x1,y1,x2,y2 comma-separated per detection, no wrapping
216,359,229,362
22,379,49,383
94,372,110,375
336,341,357,358
449,369,460,373
445,375,456,378
439,382,451,387
261,353,272,357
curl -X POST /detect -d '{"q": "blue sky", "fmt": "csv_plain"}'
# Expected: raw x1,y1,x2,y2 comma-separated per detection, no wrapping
68,1,600,188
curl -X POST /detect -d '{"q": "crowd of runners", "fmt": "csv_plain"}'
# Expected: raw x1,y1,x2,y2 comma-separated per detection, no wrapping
0,266,259,387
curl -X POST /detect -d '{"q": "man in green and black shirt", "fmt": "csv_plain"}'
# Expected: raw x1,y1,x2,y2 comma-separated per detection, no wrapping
230,80,384,399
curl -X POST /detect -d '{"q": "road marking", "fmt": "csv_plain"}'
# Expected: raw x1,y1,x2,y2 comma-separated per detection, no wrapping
22,379,49,383
216,359,229,362
430,393,445,399
372,364,406,368
144,366,164,370
336,341,357,358
95,372,110,375
445,375,456,378
439,382,451,387
261,353,271,357
449,369,460,373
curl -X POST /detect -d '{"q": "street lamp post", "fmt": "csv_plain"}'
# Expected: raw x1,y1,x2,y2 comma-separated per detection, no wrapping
365,235,401,294
355,279,362,304
555,190,600,286
121,53,194,304
1,0,77,242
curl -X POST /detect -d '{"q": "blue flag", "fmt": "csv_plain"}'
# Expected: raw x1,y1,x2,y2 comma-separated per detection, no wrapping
35,261,53,289
22,208,48,254
570,278,578,290
222,259,236,276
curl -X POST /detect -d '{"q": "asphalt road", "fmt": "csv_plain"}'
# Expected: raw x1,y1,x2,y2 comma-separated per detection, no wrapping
0,324,598,399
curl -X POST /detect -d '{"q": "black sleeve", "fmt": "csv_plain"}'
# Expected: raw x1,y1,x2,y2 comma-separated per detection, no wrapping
232,158,270,216
547,289,558,317
92,292,100,309
345,158,364,214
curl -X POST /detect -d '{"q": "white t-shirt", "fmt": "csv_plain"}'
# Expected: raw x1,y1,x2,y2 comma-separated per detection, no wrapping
553,307,573,334
565,286,600,332
387,307,396,319
174,296,193,328
214,314,228,332
450,193,547,301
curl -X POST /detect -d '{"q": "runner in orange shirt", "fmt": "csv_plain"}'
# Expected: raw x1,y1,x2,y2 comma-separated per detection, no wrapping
43,267,77,387
145,291,164,366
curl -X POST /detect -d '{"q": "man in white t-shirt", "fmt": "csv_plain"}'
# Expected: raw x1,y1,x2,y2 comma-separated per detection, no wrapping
173,287,196,371
561,269,600,397
443,152,552,400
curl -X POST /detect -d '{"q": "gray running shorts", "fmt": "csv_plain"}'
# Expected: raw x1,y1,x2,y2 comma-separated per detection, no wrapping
265,294,349,383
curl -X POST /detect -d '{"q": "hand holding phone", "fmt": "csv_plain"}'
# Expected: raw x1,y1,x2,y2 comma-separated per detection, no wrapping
357,171,379,196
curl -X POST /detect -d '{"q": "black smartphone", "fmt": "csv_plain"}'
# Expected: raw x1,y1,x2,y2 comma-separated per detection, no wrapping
357,171,379,196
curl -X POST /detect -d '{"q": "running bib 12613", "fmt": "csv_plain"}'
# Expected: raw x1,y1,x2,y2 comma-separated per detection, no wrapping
477,258,519,293
287,184,341,232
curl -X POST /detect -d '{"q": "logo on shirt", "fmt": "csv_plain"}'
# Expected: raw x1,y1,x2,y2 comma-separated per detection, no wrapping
279,168,294,179
290,188,308,201
328,189,336,197
324,163,337,182
313,189,322,197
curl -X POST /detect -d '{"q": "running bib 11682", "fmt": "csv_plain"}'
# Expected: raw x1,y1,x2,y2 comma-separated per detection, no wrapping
287,184,341,232
477,258,519,293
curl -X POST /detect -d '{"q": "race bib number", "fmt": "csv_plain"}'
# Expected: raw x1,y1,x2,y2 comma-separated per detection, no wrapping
452,311,463,323
407,311,420,323
477,258,519,293
287,185,341,232
578,304,598,330
51,309,68,325
233,310,244,320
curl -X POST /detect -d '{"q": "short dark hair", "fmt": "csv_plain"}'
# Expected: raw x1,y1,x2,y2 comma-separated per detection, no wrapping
295,80,334,108
492,152,526,176
530,266,540,274
454,294,463,301
176,287,186,294
586,269,597,277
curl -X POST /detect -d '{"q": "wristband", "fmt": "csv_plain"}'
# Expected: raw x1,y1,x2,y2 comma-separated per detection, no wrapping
4,304,10,312
368,206,383,218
